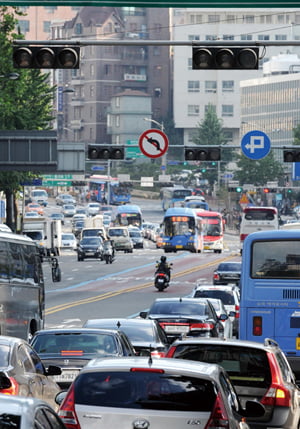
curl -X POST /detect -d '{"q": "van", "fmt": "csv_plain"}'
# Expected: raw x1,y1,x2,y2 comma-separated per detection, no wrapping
107,227,133,253
30,189,48,206
80,227,107,241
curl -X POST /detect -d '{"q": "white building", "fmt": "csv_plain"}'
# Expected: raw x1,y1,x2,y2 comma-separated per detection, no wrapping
172,8,300,147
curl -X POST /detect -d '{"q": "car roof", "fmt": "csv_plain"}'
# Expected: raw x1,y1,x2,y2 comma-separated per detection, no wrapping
194,284,239,291
84,318,157,328
82,356,222,380
170,336,281,353
32,328,124,336
152,297,209,304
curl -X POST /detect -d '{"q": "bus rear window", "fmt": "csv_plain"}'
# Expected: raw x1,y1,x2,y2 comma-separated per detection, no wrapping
251,240,300,279
244,209,275,221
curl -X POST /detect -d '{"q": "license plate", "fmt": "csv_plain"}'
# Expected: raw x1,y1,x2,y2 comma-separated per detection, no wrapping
53,370,79,382
164,325,189,333
176,245,183,249
296,337,300,350
204,245,211,249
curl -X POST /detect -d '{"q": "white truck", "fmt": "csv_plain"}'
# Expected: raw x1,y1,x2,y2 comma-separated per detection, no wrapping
22,217,62,258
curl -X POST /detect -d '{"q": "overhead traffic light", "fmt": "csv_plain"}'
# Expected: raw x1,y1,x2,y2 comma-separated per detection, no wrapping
13,45,80,69
263,188,270,193
185,146,221,161
88,145,125,160
283,150,300,162
228,186,243,192
192,47,259,70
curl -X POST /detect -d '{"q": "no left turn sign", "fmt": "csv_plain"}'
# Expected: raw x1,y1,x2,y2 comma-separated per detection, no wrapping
138,129,169,159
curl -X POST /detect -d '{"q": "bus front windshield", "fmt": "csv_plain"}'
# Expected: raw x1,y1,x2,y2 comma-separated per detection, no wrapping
118,213,142,228
201,217,222,237
164,217,195,237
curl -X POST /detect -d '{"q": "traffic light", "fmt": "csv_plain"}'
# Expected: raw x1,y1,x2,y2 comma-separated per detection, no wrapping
185,146,221,161
13,45,80,69
236,186,243,193
192,47,259,70
263,188,270,193
87,145,125,160
283,150,300,162
228,186,243,192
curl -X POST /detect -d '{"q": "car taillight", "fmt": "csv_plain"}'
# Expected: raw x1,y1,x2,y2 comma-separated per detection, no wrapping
190,322,214,331
213,273,220,281
252,316,262,336
240,233,248,242
235,305,240,319
0,377,19,395
205,391,229,428
150,350,166,358
260,353,291,408
58,383,81,429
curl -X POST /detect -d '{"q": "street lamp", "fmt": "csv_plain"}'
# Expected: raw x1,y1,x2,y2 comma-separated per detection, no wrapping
143,117,167,175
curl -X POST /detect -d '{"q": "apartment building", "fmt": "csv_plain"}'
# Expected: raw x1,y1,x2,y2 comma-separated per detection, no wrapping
172,8,300,147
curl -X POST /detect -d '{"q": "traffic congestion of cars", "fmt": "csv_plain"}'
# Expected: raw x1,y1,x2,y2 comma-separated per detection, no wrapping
2,190,299,428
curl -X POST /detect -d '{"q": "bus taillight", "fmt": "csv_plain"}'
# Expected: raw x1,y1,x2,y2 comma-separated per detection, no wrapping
253,316,262,336
240,233,248,242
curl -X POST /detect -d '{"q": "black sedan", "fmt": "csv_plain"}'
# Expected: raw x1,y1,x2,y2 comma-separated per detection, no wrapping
213,261,242,285
139,297,227,342
30,328,136,389
77,236,104,261
83,318,170,357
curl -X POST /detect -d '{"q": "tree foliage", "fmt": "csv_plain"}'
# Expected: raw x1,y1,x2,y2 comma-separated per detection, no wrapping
0,7,55,230
293,124,300,146
234,150,284,186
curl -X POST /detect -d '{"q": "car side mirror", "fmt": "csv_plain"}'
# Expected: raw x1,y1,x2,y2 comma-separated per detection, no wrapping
139,311,147,319
219,314,228,321
229,311,236,317
55,390,68,406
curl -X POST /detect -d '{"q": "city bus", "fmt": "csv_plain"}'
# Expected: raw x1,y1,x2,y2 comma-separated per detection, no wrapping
88,176,131,205
195,210,224,253
239,206,280,254
111,204,143,228
161,207,203,253
0,231,45,341
160,186,193,211
239,229,300,382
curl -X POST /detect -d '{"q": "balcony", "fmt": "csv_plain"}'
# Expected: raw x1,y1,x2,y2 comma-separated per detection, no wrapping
70,120,84,130
70,98,85,107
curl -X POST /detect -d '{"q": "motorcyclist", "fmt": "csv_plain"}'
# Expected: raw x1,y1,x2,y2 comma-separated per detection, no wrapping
156,255,171,281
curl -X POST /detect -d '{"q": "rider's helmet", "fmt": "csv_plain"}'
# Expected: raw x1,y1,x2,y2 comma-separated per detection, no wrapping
160,256,167,263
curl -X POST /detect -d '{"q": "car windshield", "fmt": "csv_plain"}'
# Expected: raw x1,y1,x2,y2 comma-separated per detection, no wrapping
150,301,208,316
194,290,235,305
171,344,271,389
31,333,118,356
81,238,101,245
218,263,241,272
74,371,216,411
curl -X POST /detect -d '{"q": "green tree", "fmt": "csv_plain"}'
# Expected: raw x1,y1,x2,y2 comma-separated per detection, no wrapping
234,150,284,186
0,7,55,230
293,124,300,146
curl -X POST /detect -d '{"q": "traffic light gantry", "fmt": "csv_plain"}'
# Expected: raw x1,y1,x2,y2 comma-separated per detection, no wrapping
88,145,125,160
192,47,259,70
185,146,221,161
13,45,80,69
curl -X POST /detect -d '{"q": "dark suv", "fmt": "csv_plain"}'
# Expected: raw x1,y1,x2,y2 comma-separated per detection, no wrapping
77,236,104,261
166,337,300,429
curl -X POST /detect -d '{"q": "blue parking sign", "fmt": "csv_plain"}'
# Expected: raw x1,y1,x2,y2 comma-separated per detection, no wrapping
241,130,271,160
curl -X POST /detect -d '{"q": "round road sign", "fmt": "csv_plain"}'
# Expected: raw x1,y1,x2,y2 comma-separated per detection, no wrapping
138,129,169,159
241,130,271,160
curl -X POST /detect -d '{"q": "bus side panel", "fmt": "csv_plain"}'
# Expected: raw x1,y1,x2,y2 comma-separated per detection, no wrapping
239,307,274,342
275,308,300,355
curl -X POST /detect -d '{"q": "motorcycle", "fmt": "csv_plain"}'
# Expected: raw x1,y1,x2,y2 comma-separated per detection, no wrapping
154,263,172,292
103,240,115,264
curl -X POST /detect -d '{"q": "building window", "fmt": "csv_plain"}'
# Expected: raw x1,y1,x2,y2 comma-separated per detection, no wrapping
90,86,94,97
188,105,200,116
223,131,233,142
105,64,112,75
222,81,234,92
205,104,216,113
190,14,202,24
295,15,300,24
188,35,200,41
206,35,218,41
43,21,50,33
154,23,162,33
115,135,120,145
188,58,193,70
275,34,287,40
153,47,160,56
277,14,285,23
188,81,200,92
226,15,235,23
244,15,255,23
116,115,120,127
258,34,270,40
115,97,120,107
90,64,95,76
18,20,30,33
208,15,220,23
241,34,253,40
188,131,197,142
154,88,162,97
223,35,234,40
222,105,234,117
44,6,57,12
75,23,82,34
205,81,217,93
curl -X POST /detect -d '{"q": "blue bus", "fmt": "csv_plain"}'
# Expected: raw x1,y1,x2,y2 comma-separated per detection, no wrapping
162,207,203,253
240,229,300,381
88,177,131,205
111,204,143,228
160,187,192,211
